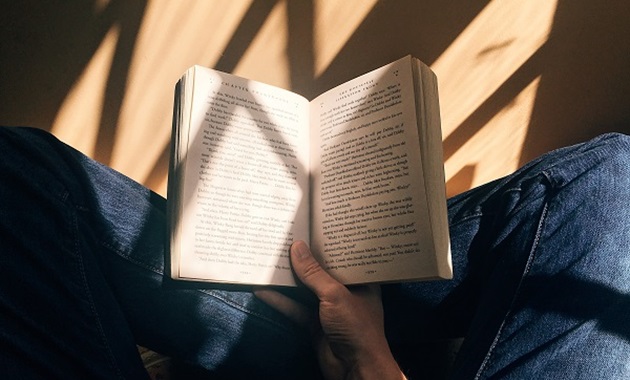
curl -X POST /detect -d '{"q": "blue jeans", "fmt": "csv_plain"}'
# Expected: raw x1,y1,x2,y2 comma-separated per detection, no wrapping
0,126,628,379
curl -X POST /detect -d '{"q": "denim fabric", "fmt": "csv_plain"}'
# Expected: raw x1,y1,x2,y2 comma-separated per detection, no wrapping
0,126,628,379
383,133,630,379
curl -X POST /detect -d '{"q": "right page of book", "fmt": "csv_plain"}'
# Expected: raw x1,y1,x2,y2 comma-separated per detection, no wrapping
309,56,450,284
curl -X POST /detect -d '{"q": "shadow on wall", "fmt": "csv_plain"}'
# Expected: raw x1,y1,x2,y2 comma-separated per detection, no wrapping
0,0,147,166
1,0,629,194
438,0,630,171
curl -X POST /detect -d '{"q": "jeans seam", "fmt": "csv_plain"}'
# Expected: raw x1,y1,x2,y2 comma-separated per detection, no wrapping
450,211,485,227
100,240,297,336
69,201,126,379
100,241,165,275
449,185,526,228
196,288,296,333
474,200,550,379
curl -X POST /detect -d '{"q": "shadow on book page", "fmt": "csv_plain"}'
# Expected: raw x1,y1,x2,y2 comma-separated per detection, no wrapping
170,56,450,286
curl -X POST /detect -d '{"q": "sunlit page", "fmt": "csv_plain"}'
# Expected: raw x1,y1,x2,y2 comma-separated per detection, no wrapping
309,56,436,284
179,67,309,285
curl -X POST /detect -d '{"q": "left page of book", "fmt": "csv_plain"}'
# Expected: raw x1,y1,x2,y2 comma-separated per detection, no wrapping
169,66,310,286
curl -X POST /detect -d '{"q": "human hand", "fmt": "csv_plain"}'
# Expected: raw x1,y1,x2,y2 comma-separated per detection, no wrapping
255,240,406,380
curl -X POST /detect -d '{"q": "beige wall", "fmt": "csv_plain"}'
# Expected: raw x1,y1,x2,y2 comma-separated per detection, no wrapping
1,0,629,197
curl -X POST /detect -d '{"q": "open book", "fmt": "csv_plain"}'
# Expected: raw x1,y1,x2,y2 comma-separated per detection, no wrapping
168,55,451,286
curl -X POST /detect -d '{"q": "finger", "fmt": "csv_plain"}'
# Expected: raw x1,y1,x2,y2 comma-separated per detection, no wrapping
290,240,345,301
253,288,313,327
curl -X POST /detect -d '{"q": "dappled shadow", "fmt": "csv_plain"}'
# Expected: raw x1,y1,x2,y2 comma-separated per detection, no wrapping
2,0,630,375
213,1,279,73
442,43,544,162
92,1,147,165
307,0,491,99
2,0,630,195
520,0,630,163
0,0,147,166
143,0,316,194
446,164,476,198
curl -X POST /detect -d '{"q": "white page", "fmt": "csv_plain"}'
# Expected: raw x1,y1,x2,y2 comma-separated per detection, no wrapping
309,56,437,284
177,67,310,285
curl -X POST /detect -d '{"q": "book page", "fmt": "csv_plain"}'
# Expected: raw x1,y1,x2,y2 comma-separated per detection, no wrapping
176,67,309,285
310,56,438,284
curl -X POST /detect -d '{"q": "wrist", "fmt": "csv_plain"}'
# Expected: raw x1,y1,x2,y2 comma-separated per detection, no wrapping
347,350,406,380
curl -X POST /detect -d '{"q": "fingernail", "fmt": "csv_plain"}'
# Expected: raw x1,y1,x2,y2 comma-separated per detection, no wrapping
293,241,311,260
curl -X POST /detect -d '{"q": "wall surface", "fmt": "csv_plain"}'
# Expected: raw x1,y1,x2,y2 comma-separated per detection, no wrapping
2,0,629,197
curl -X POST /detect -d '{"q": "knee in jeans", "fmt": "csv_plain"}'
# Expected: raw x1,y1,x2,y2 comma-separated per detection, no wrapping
594,132,630,171
581,132,630,192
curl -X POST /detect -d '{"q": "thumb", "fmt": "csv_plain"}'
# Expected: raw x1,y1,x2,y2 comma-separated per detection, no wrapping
290,240,342,299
